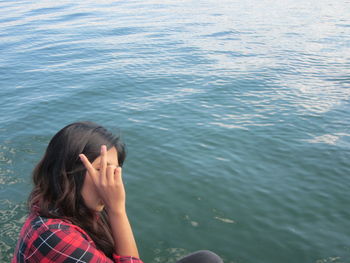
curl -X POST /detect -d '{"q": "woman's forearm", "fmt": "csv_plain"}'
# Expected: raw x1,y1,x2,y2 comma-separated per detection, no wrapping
108,210,140,258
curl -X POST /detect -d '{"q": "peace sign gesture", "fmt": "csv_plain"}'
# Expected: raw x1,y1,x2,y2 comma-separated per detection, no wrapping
79,145,126,214
80,145,139,258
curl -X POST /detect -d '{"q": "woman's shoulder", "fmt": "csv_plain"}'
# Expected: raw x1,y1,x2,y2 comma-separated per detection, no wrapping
22,212,91,242
12,213,98,263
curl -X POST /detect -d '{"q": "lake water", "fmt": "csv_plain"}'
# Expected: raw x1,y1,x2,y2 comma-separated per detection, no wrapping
0,0,349,262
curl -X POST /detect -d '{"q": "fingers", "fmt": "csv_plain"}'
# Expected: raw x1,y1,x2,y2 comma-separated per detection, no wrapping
79,154,96,179
80,145,120,187
106,165,117,184
99,145,107,184
114,166,123,183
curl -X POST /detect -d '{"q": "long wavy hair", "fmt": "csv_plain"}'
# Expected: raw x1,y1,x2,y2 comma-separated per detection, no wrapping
28,121,126,258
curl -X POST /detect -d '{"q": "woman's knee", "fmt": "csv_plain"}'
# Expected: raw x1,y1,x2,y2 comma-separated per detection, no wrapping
177,250,223,263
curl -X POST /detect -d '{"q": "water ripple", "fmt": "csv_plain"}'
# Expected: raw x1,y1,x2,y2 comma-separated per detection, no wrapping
0,200,27,262
0,0,349,262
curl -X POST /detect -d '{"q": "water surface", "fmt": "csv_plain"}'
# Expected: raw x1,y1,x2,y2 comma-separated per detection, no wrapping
0,0,350,262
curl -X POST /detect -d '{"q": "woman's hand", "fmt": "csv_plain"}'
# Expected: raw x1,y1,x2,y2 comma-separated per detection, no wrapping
80,145,140,258
79,145,126,214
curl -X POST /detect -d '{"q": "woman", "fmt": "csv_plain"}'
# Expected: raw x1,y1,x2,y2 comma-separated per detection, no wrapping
12,121,223,263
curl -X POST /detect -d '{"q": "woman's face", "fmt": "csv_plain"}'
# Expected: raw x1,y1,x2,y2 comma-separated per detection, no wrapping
81,146,119,212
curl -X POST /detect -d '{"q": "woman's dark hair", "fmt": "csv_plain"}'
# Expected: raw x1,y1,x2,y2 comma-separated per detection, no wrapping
28,121,126,258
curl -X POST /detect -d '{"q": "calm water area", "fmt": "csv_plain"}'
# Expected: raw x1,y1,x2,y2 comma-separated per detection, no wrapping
0,0,350,262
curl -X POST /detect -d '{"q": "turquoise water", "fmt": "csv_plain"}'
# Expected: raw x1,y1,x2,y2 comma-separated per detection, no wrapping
1,0,350,262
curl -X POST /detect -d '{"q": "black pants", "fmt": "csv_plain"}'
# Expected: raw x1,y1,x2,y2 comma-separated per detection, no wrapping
176,250,223,263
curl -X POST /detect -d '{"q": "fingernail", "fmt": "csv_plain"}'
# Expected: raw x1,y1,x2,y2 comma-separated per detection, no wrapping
101,145,106,153
79,154,83,159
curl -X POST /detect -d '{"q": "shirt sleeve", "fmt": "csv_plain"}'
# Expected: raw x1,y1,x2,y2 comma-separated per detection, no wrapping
26,223,144,263
113,255,144,263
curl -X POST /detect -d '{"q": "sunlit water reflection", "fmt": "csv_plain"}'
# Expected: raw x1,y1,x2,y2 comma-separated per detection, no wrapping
0,0,349,262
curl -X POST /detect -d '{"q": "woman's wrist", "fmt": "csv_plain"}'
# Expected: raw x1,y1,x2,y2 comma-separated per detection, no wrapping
107,207,127,217
107,206,140,258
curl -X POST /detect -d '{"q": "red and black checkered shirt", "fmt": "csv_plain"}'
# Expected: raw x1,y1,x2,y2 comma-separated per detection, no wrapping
12,212,144,263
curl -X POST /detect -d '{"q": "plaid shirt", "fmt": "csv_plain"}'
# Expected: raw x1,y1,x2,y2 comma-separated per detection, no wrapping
12,212,144,263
